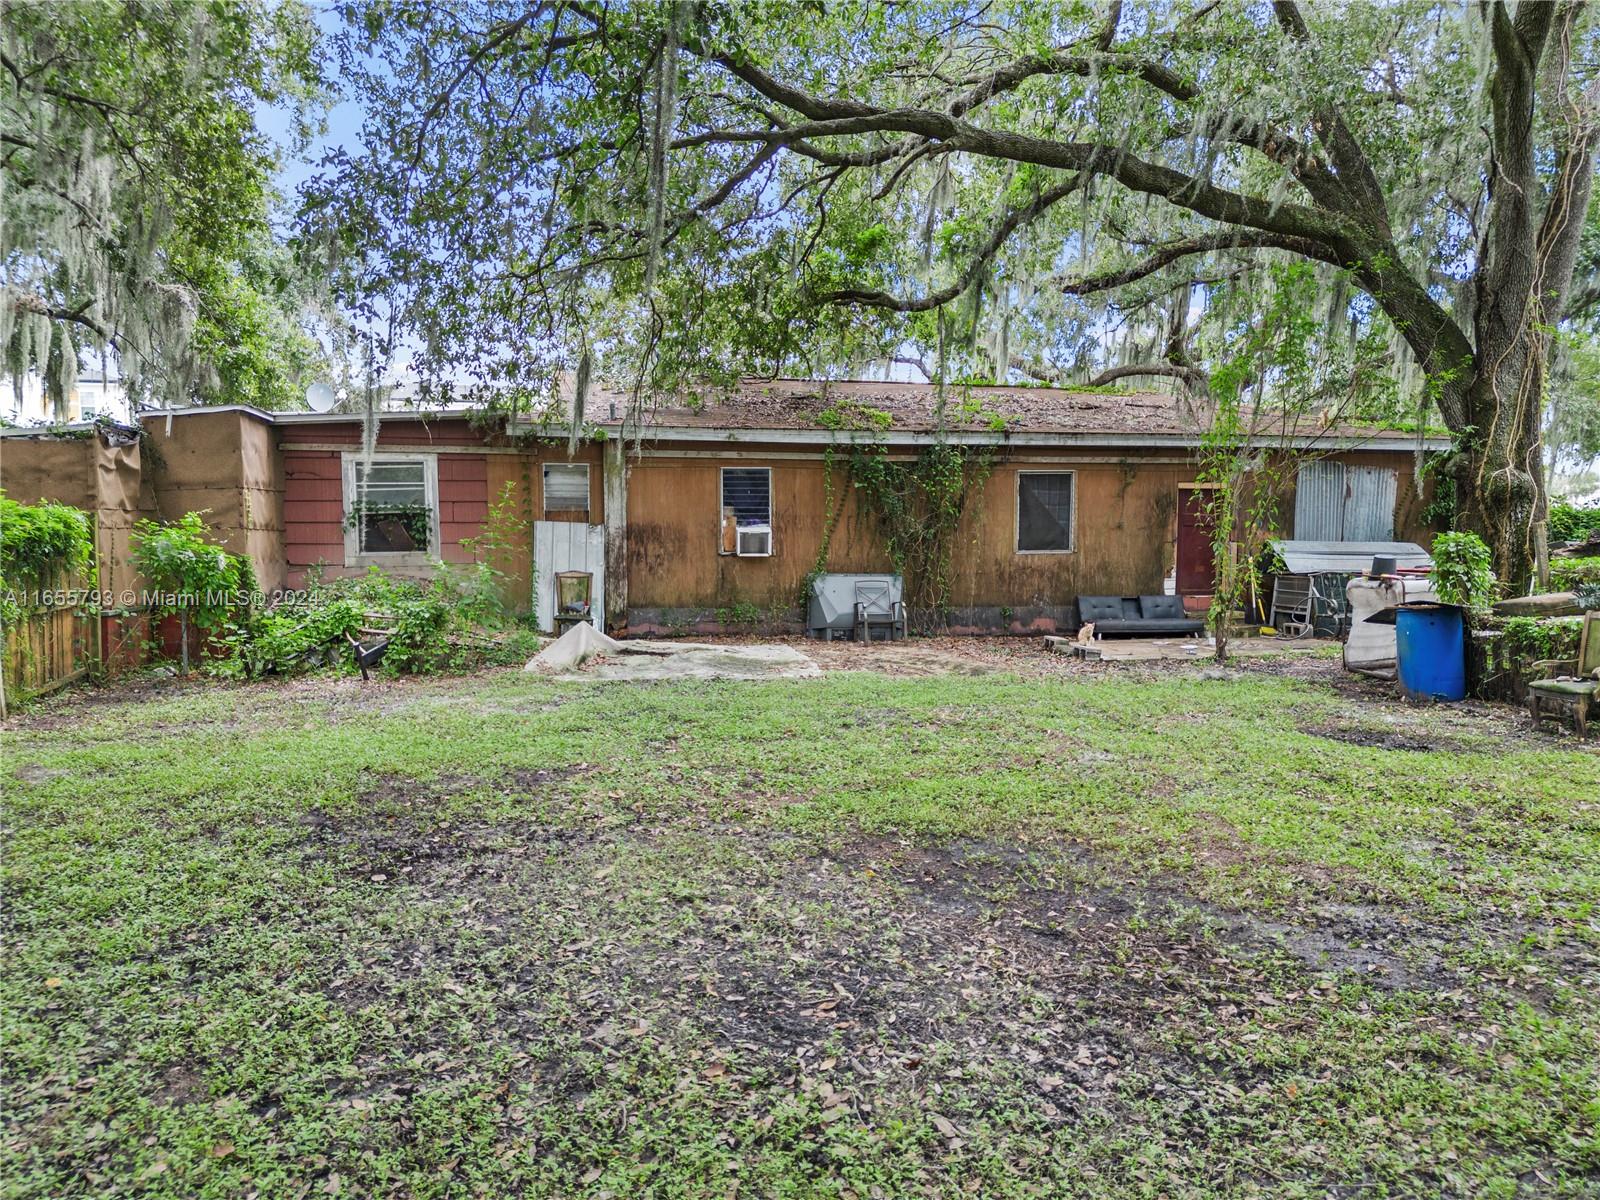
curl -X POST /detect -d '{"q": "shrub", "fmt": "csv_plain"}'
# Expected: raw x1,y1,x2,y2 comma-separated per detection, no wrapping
1549,503,1600,544
1429,531,1497,617
1549,556,1600,592
0,492,94,622
130,511,257,672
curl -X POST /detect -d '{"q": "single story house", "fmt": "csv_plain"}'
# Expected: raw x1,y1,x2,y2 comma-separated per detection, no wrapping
0,379,1448,636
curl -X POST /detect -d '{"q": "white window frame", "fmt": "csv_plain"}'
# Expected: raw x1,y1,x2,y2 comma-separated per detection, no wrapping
1015,470,1076,555
542,462,591,517
341,452,440,567
719,466,774,556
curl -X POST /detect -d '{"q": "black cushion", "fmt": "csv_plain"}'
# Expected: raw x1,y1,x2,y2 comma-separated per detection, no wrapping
1139,595,1187,620
1077,596,1126,624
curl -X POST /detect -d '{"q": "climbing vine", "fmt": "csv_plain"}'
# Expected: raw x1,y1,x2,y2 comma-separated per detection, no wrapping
797,443,846,611
846,442,992,622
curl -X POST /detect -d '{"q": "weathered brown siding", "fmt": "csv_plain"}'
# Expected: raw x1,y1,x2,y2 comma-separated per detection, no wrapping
621,443,1439,634
623,447,1197,633
144,409,287,592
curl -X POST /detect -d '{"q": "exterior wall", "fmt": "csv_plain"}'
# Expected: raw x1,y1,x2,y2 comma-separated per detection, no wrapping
1272,450,1436,547
276,419,602,606
143,410,287,592
621,442,1438,635
0,431,157,598
623,445,1195,634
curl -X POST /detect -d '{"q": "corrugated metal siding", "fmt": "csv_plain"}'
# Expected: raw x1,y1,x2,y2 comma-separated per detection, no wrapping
1344,466,1396,541
1293,461,1347,540
1293,462,1396,541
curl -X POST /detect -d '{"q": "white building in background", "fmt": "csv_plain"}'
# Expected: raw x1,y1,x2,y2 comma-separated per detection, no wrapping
3,370,131,426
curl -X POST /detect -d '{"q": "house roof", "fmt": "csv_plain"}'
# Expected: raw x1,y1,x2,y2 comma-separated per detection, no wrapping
575,378,1452,451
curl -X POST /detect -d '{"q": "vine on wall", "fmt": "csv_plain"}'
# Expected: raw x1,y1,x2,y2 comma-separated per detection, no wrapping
846,441,993,622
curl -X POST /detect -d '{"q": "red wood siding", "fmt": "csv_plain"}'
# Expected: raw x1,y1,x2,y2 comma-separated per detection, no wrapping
283,451,344,585
281,446,490,580
439,455,488,563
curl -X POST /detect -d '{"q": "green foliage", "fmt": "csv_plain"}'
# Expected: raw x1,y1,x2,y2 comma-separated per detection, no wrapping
448,482,523,626
1549,504,1600,544
1419,462,1458,531
815,401,892,433
1549,557,1600,592
1497,616,1583,667
344,502,433,549
0,494,94,620
846,441,991,619
1429,532,1497,617
130,512,257,631
1,0,328,409
214,598,363,680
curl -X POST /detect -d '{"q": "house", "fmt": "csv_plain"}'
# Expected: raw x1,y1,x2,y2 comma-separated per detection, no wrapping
0,380,1448,638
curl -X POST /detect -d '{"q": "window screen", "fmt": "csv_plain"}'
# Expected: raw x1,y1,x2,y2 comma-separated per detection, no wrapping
721,468,771,526
353,458,432,554
1017,473,1073,552
543,463,590,516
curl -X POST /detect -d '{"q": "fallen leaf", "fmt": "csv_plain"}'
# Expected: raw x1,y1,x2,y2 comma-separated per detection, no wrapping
211,1141,235,1158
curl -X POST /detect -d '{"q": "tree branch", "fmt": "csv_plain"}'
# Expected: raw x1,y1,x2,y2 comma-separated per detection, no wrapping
1088,362,1208,389
1055,229,1340,295
820,176,1082,310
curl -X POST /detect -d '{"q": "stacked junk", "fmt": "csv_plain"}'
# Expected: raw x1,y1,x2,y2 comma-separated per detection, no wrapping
1335,545,1470,703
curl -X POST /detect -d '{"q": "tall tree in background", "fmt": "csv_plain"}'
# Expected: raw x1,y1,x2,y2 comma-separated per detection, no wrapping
314,0,1599,585
2,0,328,413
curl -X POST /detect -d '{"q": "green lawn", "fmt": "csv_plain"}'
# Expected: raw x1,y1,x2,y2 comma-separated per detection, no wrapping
4,661,1599,1198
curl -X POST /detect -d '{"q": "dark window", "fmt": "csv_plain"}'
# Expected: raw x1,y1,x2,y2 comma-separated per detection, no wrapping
1017,472,1074,552
353,458,433,554
543,463,590,517
721,468,771,526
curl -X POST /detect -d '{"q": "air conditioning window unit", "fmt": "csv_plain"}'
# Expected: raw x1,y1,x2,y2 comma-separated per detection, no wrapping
735,524,772,557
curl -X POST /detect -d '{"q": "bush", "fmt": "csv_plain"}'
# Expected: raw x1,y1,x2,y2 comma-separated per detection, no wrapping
1549,556,1600,592
217,567,516,679
1549,503,1600,544
0,492,93,622
131,511,257,672
1429,531,1497,617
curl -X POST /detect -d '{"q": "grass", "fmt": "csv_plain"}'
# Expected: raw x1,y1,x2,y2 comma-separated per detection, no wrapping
3,661,1599,1198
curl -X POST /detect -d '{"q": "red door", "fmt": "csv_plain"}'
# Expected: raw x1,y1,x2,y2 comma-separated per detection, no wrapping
1176,488,1217,595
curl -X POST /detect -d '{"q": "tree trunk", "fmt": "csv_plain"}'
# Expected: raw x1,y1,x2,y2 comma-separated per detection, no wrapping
1449,331,1548,594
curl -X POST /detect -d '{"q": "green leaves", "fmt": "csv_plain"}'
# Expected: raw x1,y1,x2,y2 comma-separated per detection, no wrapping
0,494,94,622
2,0,327,408
130,512,258,630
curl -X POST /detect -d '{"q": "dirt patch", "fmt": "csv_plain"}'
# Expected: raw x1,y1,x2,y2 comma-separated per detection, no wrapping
1303,723,1463,753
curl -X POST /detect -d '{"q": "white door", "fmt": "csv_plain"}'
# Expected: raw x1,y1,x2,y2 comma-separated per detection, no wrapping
533,521,606,632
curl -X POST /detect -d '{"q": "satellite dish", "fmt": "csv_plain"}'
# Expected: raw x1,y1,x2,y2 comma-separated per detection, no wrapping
305,382,338,413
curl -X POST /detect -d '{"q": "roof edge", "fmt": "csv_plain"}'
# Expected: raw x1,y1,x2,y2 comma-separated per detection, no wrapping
542,422,1452,453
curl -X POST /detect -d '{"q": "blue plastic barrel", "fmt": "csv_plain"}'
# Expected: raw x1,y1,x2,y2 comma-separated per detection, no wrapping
1395,603,1466,702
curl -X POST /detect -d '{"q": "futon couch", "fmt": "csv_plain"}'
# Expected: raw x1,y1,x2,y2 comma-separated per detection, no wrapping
1075,595,1206,638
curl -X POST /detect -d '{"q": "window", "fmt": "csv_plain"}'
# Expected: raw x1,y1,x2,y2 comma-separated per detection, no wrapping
543,463,590,518
1016,472,1074,553
343,453,438,560
720,467,772,556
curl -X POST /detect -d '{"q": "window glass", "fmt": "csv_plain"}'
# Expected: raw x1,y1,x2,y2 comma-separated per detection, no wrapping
353,458,431,554
1017,473,1073,552
721,468,771,526
543,463,590,516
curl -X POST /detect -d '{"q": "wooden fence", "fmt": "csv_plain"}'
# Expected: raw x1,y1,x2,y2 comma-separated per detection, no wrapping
1,598,100,717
